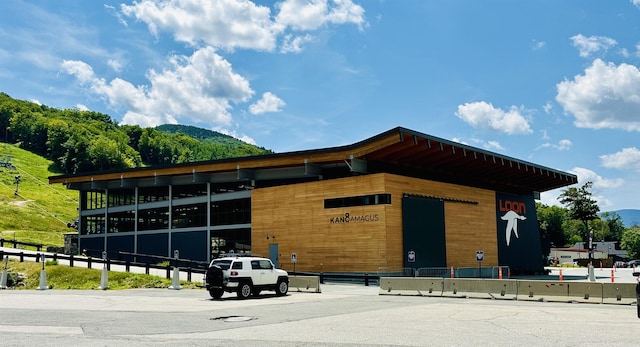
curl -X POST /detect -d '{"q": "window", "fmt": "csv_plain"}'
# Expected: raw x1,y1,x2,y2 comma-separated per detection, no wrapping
324,193,391,209
232,261,244,270
211,198,251,226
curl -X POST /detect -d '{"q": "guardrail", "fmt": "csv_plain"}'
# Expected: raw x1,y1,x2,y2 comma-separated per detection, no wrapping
0,238,44,251
0,249,207,282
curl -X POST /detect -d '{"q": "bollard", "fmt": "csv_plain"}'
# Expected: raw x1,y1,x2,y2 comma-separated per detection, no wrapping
320,272,324,284
37,255,48,290
69,254,74,267
499,267,503,280
450,266,454,279
169,266,181,290
98,264,108,290
611,269,615,283
0,255,8,289
559,268,563,281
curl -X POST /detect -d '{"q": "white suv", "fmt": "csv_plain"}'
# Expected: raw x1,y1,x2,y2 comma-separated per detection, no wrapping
204,256,289,299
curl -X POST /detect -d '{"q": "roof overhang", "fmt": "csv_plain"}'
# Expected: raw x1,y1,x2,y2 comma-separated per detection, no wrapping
49,127,577,194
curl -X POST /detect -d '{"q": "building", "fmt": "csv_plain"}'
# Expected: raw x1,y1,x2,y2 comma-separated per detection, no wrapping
48,127,577,274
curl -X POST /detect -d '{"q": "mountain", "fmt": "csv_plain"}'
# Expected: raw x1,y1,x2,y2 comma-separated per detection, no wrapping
157,124,241,143
610,209,640,228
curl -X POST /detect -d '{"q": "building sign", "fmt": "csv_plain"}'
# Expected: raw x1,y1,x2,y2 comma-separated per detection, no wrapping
496,192,542,273
329,212,379,224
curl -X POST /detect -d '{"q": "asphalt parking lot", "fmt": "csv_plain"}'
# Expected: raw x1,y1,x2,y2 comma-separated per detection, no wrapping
1,282,640,347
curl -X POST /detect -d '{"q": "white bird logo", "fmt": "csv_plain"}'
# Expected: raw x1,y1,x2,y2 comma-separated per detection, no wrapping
501,210,527,246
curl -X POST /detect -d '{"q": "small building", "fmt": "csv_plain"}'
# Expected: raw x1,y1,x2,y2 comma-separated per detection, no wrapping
48,127,577,274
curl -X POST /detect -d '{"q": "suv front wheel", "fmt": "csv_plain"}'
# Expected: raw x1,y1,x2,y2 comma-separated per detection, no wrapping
237,282,252,299
276,278,288,296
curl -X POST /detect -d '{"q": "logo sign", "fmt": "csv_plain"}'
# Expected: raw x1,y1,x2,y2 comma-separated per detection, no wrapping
102,251,107,260
291,253,297,263
174,250,179,259
476,250,484,263
408,250,416,263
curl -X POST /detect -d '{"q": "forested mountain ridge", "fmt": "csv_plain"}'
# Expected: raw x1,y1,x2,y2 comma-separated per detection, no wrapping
0,93,272,175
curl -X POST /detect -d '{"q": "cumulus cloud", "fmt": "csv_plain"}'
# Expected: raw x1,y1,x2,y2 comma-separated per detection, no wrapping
455,101,532,135
601,147,640,171
281,34,314,53
120,0,366,52
570,167,624,190
249,92,286,115
570,34,617,57
61,47,254,127
276,0,366,31
632,0,640,9
536,139,572,151
556,59,640,131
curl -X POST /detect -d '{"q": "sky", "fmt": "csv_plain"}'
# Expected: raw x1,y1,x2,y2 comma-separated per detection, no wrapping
1,0,640,212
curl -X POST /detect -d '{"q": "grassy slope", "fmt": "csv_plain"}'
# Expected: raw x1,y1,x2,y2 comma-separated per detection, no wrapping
0,142,77,247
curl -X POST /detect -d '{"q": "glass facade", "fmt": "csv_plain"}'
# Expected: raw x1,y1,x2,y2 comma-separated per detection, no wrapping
78,183,252,262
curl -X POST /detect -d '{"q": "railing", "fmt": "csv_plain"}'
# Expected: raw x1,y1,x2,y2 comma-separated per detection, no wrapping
0,238,44,251
0,249,207,282
292,271,379,286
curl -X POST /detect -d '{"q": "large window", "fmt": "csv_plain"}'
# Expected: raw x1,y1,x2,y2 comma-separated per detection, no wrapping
81,215,105,235
137,207,169,231
81,190,106,210
324,193,391,209
172,184,207,199
138,186,169,204
211,198,251,226
108,188,135,207
172,203,207,228
211,228,251,258
108,210,135,233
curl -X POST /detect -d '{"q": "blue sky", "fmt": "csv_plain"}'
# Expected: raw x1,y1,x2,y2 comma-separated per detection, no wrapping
1,1,640,212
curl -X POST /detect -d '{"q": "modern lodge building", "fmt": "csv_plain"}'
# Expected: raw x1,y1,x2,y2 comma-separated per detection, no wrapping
48,127,577,274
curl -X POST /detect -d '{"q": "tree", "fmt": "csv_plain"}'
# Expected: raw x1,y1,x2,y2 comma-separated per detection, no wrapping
558,181,600,255
600,211,625,241
536,203,568,257
621,226,640,259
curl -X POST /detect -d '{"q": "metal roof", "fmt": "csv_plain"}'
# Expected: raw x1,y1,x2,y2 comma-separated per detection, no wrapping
49,127,577,194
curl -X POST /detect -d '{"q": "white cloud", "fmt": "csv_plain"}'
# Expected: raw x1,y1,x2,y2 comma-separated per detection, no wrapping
600,147,640,171
532,39,545,50
570,34,617,58
556,59,640,131
121,0,280,51
541,167,623,209
61,47,253,127
455,101,532,134
536,139,572,151
632,0,640,9
249,92,286,115
75,104,89,111
281,34,314,53
120,0,366,52
469,138,505,151
213,127,257,145
107,59,122,73
276,0,366,31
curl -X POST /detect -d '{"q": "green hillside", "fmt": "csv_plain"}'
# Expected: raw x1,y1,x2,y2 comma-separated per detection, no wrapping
0,142,77,247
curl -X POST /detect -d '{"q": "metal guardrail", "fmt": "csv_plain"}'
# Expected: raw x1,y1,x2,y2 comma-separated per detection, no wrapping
0,249,207,282
377,266,511,279
0,238,44,251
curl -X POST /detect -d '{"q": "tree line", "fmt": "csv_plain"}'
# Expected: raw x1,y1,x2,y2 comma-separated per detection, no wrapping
0,93,271,174
538,181,640,260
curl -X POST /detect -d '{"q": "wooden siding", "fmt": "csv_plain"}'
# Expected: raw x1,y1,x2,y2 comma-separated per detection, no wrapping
252,173,497,273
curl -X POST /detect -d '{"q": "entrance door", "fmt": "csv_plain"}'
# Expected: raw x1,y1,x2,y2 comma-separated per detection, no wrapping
402,196,446,268
269,243,279,268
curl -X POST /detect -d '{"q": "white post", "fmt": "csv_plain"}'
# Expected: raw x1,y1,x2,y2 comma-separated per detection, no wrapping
37,255,48,290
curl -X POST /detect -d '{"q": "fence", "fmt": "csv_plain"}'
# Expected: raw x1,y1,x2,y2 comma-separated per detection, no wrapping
0,238,44,251
0,249,207,282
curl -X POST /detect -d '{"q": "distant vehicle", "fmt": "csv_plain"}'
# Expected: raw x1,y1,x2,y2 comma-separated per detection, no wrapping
615,261,626,268
627,259,640,268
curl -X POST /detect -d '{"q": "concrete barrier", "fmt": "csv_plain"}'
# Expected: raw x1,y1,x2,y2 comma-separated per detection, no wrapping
517,280,570,302
379,277,444,296
565,282,603,304
602,283,636,305
443,279,517,300
289,275,321,293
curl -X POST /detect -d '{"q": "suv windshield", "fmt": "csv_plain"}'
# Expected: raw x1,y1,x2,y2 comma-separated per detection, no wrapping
212,259,232,270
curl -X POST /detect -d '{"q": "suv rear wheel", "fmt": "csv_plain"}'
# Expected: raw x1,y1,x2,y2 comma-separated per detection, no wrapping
237,282,252,299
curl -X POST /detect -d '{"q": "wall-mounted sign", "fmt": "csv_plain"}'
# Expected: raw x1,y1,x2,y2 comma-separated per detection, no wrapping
408,250,416,263
329,212,379,224
476,250,484,263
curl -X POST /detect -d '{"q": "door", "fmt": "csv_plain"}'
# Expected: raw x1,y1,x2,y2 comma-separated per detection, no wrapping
269,243,279,268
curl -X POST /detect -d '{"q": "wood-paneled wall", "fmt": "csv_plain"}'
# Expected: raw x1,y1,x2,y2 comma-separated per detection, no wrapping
251,173,497,273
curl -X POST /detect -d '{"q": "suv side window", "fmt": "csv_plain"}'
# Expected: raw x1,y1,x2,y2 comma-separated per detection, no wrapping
258,260,272,269
251,260,260,270
232,261,243,270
